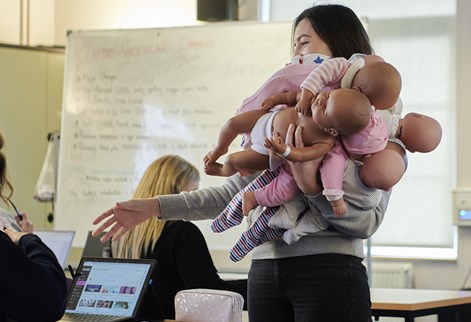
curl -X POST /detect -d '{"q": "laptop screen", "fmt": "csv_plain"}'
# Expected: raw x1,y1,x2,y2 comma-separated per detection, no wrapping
34,229,75,268
65,258,156,317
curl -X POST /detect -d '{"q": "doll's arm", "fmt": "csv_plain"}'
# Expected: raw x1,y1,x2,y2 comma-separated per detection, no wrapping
295,88,315,116
260,91,300,110
331,198,347,217
204,109,267,165
299,57,349,116
264,132,332,162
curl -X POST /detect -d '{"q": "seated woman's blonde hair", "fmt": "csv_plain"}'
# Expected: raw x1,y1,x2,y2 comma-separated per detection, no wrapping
112,155,199,259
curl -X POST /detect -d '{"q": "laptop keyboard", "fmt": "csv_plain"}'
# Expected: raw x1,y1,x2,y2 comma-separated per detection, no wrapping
61,313,126,321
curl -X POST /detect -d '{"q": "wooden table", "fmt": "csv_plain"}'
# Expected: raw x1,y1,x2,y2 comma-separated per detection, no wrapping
371,288,471,322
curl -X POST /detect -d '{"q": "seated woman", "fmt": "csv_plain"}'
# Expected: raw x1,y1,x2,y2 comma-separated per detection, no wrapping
111,155,247,319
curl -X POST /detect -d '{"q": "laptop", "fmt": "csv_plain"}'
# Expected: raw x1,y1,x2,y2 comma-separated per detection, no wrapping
59,257,161,322
34,229,75,269
82,231,111,258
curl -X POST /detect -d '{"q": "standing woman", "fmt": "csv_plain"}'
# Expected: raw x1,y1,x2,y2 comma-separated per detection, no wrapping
94,4,402,321
0,132,67,322
111,155,247,320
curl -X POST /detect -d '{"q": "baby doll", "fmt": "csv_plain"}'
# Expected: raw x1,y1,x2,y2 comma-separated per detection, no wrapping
296,54,401,115
360,111,442,189
375,99,442,153
357,101,442,191
206,88,371,261
203,88,370,177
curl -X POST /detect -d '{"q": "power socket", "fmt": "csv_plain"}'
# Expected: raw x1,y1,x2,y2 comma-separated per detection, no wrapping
453,189,471,226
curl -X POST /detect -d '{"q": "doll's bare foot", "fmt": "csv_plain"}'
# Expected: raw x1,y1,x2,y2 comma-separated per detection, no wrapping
203,147,228,165
242,191,258,216
204,162,225,176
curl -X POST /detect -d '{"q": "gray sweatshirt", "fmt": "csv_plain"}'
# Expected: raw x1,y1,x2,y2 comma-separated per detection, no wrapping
158,159,390,260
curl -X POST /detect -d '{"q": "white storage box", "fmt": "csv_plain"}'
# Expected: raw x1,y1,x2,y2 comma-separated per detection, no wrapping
175,288,244,322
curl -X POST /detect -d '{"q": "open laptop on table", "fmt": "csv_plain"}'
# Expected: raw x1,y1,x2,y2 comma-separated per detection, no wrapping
59,257,162,322
34,229,75,269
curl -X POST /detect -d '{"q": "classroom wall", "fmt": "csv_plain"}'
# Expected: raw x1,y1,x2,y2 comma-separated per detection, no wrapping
1,2,471,310
0,46,63,227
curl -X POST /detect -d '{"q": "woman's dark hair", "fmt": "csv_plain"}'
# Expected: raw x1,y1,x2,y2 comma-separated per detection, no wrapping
0,132,14,204
293,4,373,58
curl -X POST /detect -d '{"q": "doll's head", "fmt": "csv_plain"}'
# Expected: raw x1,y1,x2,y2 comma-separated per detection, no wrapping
312,88,371,136
352,56,402,110
397,112,442,153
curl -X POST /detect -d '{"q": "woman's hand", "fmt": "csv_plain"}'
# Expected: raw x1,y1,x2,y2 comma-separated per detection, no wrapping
3,227,28,244
15,213,34,233
285,124,322,195
92,198,160,242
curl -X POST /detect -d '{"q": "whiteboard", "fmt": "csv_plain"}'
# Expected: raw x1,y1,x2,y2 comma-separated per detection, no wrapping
56,22,292,247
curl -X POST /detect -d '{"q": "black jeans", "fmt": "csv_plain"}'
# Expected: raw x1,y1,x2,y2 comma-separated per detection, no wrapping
248,253,371,322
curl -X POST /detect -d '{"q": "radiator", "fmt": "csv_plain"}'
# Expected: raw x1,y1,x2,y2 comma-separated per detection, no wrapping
370,262,414,289
369,263,414,322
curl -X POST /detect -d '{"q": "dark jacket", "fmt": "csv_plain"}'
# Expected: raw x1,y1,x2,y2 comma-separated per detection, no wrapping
0,232,67,322
142,221,247,319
